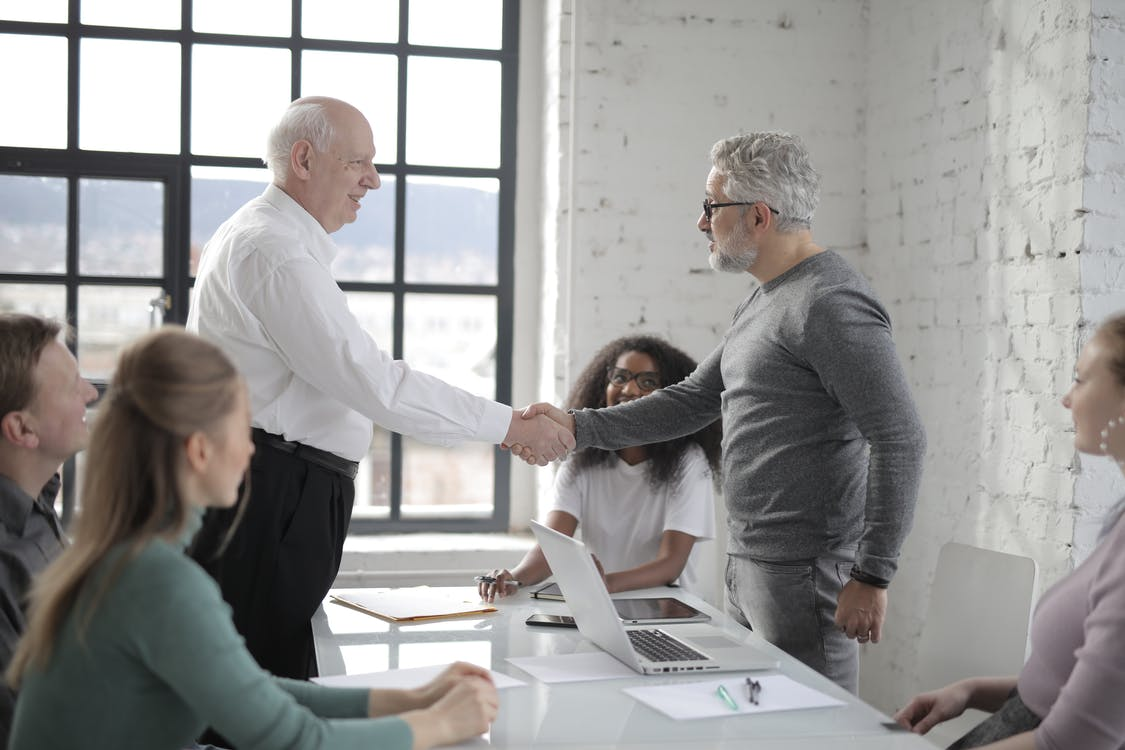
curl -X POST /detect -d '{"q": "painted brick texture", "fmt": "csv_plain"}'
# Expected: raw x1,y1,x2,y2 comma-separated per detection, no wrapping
540,0,1122,716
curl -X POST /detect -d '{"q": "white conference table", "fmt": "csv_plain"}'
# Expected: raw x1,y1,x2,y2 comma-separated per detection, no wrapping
312,585,935,749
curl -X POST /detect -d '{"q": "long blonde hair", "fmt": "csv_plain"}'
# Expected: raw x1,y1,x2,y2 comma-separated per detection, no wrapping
7,327,243,687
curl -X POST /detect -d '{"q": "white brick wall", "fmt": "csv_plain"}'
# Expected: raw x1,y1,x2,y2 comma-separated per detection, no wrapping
860,0,1098,714
530,0,1125,717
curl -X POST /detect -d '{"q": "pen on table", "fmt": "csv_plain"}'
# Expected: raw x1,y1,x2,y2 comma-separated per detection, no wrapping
745,678,761,705
715,684,738,711
474,575,521,587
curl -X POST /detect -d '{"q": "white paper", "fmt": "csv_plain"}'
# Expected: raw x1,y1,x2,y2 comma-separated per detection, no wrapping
623,674,845,720
313,663,525,690
506,651,638,683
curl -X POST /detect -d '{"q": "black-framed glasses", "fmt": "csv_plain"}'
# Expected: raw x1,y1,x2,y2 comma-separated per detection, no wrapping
606,367,661,392
702,200,780,221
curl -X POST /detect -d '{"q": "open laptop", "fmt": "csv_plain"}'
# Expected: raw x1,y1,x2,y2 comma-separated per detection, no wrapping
530,521,778,675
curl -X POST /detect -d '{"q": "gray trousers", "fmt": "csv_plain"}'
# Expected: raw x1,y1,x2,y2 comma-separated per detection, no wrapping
725,549,859,693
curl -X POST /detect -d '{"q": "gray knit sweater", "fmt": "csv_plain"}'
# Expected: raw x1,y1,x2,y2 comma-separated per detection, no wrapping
572,251,926,581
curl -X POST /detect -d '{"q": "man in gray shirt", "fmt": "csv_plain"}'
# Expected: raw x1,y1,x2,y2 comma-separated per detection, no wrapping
0,314,98,746
523,133,926,691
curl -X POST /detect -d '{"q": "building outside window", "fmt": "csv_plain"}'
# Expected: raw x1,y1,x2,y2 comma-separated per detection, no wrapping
0,0,519,532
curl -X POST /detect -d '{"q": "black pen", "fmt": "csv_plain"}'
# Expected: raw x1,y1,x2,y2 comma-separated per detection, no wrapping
475,575,521,587
745,678,761,705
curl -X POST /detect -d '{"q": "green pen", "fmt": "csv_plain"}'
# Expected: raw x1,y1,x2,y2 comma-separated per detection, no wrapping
715,683,738,711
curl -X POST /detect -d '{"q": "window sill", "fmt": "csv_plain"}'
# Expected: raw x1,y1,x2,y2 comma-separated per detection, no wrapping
336,532,534,588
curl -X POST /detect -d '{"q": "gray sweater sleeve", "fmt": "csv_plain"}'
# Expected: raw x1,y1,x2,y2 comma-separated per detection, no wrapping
572,344,725,451
803,286,927,580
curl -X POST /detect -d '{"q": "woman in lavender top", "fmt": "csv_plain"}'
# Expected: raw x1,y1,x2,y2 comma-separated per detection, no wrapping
894,313,1125,750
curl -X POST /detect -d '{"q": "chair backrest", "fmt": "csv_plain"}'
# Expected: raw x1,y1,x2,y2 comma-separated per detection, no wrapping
914,542,1039,745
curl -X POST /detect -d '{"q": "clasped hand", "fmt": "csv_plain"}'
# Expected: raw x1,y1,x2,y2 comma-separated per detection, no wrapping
503,403,576,466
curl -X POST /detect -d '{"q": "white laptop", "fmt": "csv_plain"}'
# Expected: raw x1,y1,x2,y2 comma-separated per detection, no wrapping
530,521,779,675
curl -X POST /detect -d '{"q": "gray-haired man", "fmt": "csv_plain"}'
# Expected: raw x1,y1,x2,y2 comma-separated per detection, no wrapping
525,133,926,691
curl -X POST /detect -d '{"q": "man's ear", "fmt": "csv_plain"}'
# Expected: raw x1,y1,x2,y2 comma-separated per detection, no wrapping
0,411,38,450
183,431,211,474
291,140,314,179
751,202,771,228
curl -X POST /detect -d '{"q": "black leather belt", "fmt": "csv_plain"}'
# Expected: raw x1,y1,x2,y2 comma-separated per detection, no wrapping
253,428,359,480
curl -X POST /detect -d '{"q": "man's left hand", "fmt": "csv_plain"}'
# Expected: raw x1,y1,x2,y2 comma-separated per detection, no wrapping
834,579,887,644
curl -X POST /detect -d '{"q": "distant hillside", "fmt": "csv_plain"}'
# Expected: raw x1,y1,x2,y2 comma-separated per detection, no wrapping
1,175,501,283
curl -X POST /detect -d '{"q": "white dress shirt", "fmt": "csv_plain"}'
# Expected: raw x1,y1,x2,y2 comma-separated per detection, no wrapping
187,183,511,462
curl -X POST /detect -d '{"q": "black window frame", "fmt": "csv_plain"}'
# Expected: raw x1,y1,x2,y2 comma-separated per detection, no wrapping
0,0,520,533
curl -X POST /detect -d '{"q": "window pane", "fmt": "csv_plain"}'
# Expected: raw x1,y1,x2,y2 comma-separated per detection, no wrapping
193,0,290,37
0,175,67,274
401,293,496,515
79,178,164,277
191,166,271,275
192,45,290,158
78,285,163,380
402,438,493,517
408,0,502,50
406,56,500,168
354,427,391,519
0,283,66,320
79,39,181,154
334,174,396,283
346,291,395,363
302,0,397,43
347,292,394,518
0,35,67,148
81,0,180,29
403,293,495,398
405,176,497,284
301,50,399,164
0,0,65,23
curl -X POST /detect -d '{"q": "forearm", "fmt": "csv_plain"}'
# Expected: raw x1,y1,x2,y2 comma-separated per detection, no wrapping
367,687,429,718
604,532,696,594
604,557,685,594
510,547,552,588
962,676,1020,713
978,731,1036,750
573,361,722,452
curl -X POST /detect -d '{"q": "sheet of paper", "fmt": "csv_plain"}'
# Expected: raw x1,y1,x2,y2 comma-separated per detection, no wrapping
313,664,525,690
623,673,845,720
506,651,637,683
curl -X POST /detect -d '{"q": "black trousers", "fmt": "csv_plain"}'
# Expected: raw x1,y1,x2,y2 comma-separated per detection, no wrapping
191,431,355,681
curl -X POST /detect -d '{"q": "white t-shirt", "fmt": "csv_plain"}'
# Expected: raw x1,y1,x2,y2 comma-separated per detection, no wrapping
551,443,716,595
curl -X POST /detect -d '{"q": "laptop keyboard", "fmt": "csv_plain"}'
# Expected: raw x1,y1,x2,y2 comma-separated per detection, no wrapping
627,628,709,662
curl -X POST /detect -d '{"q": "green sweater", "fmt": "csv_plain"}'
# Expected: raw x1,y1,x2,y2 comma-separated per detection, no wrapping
9,513,412,750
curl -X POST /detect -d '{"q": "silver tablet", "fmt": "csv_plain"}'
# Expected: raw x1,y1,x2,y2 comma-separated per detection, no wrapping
612,597,711,625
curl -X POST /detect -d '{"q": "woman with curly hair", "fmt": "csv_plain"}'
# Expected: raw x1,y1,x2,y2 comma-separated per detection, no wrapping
479,335,722,601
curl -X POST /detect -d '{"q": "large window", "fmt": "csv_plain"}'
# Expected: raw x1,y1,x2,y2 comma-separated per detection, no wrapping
0,0,519,532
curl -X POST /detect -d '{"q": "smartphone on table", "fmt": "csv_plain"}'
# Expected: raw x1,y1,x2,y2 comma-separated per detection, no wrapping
525,613,577,628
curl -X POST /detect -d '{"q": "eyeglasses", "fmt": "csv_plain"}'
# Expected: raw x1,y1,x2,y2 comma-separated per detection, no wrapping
702,200,779,222
606,367,661,392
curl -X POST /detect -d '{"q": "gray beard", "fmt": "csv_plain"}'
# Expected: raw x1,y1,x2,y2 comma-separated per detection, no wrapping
708,239,757,273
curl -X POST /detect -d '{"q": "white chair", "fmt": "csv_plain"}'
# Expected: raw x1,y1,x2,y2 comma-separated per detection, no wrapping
913,542,1039,748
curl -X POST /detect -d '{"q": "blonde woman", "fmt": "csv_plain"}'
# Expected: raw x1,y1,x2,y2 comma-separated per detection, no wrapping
7,328,497,750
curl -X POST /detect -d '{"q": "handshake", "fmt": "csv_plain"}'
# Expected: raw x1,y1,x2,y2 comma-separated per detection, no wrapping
502,403,576,466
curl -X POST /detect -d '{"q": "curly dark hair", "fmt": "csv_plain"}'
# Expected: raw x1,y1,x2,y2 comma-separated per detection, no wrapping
566,334,722,488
